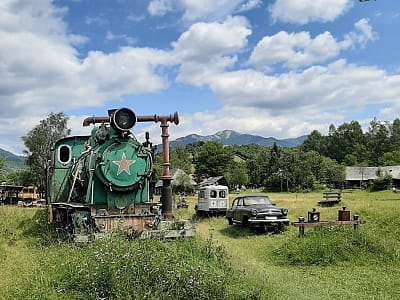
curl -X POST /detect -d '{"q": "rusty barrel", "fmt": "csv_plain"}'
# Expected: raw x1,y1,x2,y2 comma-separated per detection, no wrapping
338,206,350,221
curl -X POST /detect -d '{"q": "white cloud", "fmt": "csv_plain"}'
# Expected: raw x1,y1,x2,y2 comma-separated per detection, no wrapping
249,31,341,69
237,0,262,13
249,19,378,70
147,0,176,17
343,18,379,48
147,0,259,23
269,0,353,24
180,0,244,22
172,16,251,85
106,30,136,45
208,59,400,114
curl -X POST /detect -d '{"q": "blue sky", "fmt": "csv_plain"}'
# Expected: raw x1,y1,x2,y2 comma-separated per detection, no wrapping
1,0,400,154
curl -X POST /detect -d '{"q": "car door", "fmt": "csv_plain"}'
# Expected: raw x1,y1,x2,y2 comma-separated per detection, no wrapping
234,197,244,223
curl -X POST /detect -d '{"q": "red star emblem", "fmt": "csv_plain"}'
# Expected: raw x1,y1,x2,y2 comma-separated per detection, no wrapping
112,152,135,175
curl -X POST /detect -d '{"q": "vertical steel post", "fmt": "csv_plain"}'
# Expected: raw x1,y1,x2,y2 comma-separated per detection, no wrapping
353,215,359,230
298,217,305,238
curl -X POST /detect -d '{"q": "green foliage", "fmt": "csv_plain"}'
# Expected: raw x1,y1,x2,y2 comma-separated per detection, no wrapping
21,112,70,194
170,144,193,174
371,171,392,191
195,142,233,178
224,161,249,188
273,227,396,266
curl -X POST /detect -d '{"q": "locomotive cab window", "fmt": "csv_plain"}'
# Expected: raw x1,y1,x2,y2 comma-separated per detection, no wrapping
210,190,217,198
58,145,71,164
219,190,226,198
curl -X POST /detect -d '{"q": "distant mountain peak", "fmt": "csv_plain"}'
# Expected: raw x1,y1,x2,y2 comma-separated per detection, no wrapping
170,130,307,148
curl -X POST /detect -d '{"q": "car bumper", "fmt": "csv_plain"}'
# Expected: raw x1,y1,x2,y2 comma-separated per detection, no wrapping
248,218,290,225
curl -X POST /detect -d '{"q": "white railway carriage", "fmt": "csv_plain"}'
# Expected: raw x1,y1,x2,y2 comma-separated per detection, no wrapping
195,185,229,216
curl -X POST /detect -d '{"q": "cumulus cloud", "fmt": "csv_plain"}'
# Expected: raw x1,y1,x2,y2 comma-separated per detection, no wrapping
208,59,400,114
248,19,378,70
172,16,251,85
343,18,379,48
269,0,353,24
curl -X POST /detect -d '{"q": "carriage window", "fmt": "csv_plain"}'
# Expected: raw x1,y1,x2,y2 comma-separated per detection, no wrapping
219,190,226,198
210,190,217,198
58,145,71,164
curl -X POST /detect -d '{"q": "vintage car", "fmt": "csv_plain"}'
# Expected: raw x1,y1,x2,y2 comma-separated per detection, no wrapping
226,195,289,233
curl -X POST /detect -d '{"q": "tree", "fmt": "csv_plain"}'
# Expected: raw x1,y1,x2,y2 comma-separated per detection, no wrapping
302,130,325,154
225,161,249,189
21,112,71,195
389,118,400,152
169,144,193,174
195,142,233,179
365,118,390,165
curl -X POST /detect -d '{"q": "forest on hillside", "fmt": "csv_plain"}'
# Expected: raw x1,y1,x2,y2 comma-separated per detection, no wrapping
160,117,400,192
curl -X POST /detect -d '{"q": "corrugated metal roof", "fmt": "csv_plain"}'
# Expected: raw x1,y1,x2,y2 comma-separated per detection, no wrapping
345,166,400,181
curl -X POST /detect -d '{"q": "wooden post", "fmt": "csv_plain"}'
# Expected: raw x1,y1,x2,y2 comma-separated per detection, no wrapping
353,215,359,230
298,217,305,237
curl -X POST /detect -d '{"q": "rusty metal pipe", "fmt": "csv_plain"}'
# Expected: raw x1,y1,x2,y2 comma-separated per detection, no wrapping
83,116,110,126
83,112,179,126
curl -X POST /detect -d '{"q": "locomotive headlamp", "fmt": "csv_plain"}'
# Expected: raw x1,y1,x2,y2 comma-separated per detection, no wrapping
111,108,137,132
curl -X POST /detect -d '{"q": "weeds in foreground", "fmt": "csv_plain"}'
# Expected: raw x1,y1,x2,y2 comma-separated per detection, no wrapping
12,236,260,300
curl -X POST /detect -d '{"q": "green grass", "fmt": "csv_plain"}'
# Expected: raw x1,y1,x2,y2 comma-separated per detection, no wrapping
1,190,400,299
192,190,400,299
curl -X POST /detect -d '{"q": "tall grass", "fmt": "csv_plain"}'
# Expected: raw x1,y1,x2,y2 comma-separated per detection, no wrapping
1,207,258,300
1,190,400,299
273,226,397,266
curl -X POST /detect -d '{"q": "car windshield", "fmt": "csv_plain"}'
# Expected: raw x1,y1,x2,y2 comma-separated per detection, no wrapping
243,196,272,206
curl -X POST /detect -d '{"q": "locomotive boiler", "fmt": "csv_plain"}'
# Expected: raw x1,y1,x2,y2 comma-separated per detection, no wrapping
47,108,194,241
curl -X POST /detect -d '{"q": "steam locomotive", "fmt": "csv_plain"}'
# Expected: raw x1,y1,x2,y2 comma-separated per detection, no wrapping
47,108,194,241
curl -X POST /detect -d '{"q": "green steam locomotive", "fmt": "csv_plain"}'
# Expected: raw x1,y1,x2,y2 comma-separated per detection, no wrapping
47,108,194,241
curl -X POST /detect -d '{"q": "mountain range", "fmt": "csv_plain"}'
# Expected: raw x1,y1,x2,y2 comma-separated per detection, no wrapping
169,130,307,148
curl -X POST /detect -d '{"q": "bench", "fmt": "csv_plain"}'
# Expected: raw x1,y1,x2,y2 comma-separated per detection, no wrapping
292,215,365,237
318,192,341,206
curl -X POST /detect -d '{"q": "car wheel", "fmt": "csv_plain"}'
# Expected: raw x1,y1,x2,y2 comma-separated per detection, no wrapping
259,224,268,234
227,217,233,225
242,216,249,227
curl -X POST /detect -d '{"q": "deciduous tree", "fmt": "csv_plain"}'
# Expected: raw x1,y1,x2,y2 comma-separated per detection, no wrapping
21,112,70,194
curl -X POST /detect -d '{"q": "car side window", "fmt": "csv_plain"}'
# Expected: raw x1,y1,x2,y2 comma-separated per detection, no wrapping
232,199,238,207
237,198,243,206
